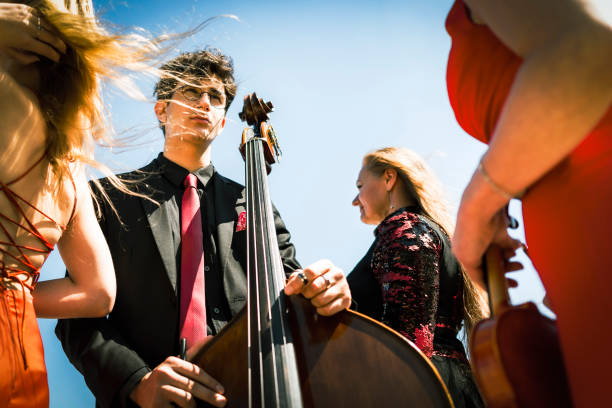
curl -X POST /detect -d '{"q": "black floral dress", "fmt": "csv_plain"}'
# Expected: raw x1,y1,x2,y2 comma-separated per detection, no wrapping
347,207,483,408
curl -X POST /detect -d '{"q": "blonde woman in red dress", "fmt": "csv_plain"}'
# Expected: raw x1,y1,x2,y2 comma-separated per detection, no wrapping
0,1,158,406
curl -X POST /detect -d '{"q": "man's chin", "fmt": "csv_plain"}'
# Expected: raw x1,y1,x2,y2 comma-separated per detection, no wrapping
169,130,213,142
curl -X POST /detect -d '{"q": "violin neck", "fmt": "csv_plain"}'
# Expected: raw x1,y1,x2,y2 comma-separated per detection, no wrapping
483,244,511,316
244,133,303,407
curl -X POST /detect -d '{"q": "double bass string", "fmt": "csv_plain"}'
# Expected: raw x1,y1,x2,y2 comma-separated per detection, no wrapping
253,138,282,403
239,93,304,405
245,134,302,407
246,137,283,405
244,138,257,404
246,138,266,404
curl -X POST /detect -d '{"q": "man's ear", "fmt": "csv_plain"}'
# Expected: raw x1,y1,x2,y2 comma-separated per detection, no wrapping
154,101,168,123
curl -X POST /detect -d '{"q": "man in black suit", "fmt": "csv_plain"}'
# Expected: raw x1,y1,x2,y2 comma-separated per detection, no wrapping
56,49,351,408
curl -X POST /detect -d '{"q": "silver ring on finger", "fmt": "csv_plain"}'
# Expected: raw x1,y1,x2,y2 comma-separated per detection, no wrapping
321,274,332,290
36,15,41,38
296,272,308,286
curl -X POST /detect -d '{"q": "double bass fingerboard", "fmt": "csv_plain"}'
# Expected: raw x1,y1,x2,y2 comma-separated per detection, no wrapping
243,128,303,408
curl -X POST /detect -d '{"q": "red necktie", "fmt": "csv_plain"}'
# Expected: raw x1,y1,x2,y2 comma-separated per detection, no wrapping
179,174,206,348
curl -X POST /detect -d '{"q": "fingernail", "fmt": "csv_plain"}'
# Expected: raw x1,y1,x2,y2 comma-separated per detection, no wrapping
216,385,224,394
215,393,227,406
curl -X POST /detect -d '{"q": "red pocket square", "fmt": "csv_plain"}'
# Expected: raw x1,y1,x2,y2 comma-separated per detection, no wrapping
236,211,247,232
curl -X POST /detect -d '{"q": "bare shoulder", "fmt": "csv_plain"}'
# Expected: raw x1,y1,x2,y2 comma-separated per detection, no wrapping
464,0,612,56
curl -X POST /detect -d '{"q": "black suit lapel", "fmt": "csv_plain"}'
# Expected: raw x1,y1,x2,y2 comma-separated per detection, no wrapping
140,167,181,295
215,178,241,273
214,173,248,315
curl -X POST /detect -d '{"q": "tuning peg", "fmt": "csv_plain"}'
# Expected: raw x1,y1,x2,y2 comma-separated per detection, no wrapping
239,92,274,126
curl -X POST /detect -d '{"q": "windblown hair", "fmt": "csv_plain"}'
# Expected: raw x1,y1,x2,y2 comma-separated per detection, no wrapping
31,0,161,200
153,48,237,109
363,147,488,338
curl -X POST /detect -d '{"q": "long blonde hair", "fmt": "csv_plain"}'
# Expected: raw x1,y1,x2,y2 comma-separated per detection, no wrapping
363,147,488,337
31,0,161,200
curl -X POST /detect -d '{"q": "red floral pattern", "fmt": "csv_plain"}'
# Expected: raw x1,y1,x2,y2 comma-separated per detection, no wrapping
371,208,463,360
236,211,246,232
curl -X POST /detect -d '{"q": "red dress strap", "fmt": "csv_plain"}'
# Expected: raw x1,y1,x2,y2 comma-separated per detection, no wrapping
5,151,49,186
0,150,63,282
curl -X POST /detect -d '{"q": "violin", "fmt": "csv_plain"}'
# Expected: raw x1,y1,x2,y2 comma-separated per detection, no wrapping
189,93,455,407
470,236,573,407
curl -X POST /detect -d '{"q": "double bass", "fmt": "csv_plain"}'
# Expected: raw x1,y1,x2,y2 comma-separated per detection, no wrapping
470,223,572,407
190,93,454,407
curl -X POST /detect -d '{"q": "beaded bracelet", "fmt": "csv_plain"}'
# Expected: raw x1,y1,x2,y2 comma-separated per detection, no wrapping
477,160,524,200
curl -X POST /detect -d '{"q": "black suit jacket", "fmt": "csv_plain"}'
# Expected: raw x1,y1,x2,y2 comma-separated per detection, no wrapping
55,157,300,408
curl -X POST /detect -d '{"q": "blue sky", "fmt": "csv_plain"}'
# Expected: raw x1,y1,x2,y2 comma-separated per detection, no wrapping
38,1,547,405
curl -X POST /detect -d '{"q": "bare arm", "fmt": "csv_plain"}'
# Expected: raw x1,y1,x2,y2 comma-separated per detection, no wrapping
33,172,116,318
453,0,612,275
467,0,612,194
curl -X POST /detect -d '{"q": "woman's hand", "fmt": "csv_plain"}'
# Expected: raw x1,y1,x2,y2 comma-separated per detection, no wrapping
284,259,352,316
452,168,524,291
0,2,66,64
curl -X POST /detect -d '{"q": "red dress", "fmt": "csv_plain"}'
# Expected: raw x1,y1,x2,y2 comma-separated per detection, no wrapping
446,2,612,406
0,155,75,408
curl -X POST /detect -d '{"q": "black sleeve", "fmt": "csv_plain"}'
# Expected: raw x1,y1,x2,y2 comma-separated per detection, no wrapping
272,203,301,275
55,316,150,408
346,241,382,320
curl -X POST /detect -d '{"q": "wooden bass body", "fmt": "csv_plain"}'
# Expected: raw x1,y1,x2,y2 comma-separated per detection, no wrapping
191,295,454,407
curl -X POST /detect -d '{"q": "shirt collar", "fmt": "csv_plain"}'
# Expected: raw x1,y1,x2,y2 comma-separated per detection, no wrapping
157,153,215,188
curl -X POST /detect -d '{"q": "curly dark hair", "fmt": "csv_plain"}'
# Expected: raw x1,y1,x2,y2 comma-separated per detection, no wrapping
153,48,237,111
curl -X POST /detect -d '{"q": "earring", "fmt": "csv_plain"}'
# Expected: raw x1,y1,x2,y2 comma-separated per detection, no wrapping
389,191,394,211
